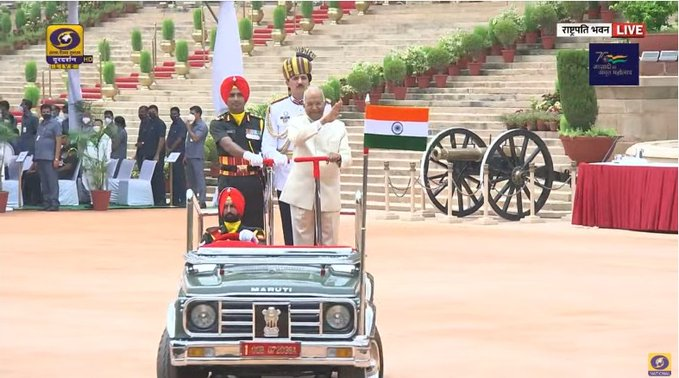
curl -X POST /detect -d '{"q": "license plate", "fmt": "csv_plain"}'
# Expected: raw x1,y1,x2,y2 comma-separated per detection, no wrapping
240,341,301,357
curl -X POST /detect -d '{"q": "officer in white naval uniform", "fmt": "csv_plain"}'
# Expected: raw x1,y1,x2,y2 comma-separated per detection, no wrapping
280,87,351,246
262,47,330,245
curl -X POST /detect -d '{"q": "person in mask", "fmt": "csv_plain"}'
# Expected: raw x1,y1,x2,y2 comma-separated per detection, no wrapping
184,105,208,208
201,187,265,244
165,106,187,205
146,104,167,206
81,114,111,196
17,99,38,154
103,110,114,127
31,104,62,211
134,105,150,170
0,100,19,152
111,116,127,163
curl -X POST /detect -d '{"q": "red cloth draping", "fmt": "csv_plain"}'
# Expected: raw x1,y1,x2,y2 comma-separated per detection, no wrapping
572,163,678,232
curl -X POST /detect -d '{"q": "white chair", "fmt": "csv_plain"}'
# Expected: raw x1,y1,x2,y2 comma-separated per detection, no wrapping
109,159,135,204
58,160,81,206
117,160,157,206
106,158,119,180
2,155,21,208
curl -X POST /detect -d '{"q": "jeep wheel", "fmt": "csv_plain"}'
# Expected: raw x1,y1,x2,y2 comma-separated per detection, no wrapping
338,328,383,378
157,329,205,378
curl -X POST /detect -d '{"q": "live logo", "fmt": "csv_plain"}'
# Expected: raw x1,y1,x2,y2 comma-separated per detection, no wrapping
612,22,646,38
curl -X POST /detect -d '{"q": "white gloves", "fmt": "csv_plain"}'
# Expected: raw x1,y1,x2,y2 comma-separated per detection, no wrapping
243,151,263,167
239,229,258,243
273,154,288,166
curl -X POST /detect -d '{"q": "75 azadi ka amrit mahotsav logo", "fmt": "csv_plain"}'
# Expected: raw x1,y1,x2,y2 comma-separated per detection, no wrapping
599,53,628,64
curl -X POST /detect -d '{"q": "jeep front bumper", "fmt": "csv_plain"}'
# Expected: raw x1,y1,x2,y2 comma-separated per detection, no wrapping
170,338,373,368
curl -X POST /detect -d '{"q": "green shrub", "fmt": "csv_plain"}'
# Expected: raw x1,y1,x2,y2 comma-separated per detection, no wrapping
428,45,451,73
523,3,539,33
29,2,40,22
204,134,218,162
563,1,587,22
301,2,314,18
472,25,492,49
175,40,188,62
239,17,253,40
210,28,217,51
24,85,39,106
251,1,263,11
131,29,142,51
140,50,152,73
346,68,371,95
162,19,175,40
493,18,519,48
192,8,202,29
611,1,679,32
405,46,429,76
326,77,341,103
329,1,340,9
15,9,26,30
556,50,598,133
45,2,57,19
383,55,407,85
98,39,111,61
534,3,558,35
462,31,485,59
25,60,37,82
355,62,384,88
438,32,463,64
103,61,115,84
0,13,10,34
273,5,286,30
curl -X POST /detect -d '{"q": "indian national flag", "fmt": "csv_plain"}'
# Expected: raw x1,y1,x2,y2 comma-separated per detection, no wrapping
363,105,429,152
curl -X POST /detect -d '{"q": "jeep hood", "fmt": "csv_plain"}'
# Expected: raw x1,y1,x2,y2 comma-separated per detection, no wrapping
183,264,359,297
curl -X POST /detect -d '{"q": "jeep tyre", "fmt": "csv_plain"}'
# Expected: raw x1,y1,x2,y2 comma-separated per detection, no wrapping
338,328,383,378
157,329,205,378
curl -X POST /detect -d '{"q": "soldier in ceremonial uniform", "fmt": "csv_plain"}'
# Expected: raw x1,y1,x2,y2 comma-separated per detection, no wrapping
201,187,265,245
262,47,330,245
209,75,265,229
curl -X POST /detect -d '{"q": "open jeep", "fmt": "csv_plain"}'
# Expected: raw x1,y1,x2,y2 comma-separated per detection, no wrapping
157,186,383,378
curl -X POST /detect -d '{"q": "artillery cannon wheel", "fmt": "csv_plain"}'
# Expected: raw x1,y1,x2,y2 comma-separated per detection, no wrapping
420,128,486,217
480,129,554,221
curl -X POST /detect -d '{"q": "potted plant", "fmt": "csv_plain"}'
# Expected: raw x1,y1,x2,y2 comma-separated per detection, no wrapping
383,54,407,100
204,134,220,178
24,86,40,109
328,1,343,24
130,28,142,65
534,3,557,49
587,1,600,19
563,1,587,22
406,46,430,88
493,18,519,63
29,3,40,23
428,45,451,87
462,32,485,75
15,9,26,33
139,50,154,89
300,1,315,33
340,84,355,105
500,112,523,130
192,8,206,44
612,1,678,52
239,17,254,55
97,38,111,72
0,123,17,212
272,5,286,46
209,27,217,52
438,32,462,75
557,49,618,163
546,111,560,132
45,2,57,21
251,1,264,25
347,67,371,112
523,4,540,44
174,39,190,78
472,25,491,63
101,61,118,100
24,60,37,91
161,18,175,56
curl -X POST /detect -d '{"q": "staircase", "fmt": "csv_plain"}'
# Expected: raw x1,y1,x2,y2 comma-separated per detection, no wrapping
0,2,573,218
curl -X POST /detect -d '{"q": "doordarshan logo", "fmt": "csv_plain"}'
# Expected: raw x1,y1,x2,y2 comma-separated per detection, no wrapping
48,27,81,50
648,353,672,376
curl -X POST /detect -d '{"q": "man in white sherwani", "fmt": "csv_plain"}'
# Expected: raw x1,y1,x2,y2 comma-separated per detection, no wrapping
280,87,352,246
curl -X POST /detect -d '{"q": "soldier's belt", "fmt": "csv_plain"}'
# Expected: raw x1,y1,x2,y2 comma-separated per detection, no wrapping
219,155,249,166
220,164,261,177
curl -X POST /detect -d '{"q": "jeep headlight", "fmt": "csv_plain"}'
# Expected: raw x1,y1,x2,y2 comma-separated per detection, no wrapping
190,304,217,330
324,304,352,330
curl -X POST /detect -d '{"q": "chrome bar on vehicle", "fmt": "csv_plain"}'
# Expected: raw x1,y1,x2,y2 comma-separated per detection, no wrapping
185,250,360,266
355,190,366,338
187,189,195,252
264,163,275,245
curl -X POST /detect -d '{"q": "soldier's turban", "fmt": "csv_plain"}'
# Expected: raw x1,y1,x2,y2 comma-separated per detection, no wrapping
220,75,250,103
218,187,246,218
282,47,316,82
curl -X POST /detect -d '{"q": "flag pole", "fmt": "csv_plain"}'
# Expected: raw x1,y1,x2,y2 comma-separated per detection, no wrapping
358,145,368,338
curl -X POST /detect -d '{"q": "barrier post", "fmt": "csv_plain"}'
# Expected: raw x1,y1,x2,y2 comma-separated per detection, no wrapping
437,161,461,223
473,163,498,225
402,162,423,221
420,184,435,218
523,163,544,223
376,161,398,220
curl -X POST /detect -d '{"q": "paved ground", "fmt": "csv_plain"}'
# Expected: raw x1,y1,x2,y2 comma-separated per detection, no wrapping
0,209,676,377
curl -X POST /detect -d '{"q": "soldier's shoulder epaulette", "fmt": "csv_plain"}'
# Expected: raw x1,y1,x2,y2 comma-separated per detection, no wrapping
247,113,263,122
270,96,288,106
214,112,230,122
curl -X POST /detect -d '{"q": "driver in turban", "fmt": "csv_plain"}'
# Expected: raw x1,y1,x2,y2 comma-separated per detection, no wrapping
208,75,266,229
202,187,265,244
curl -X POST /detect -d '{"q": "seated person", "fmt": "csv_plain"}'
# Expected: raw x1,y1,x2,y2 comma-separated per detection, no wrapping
23,144,79,206
202,187,265,244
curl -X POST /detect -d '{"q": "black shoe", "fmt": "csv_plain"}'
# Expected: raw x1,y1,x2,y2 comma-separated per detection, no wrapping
46,206,59,211
41,204,51,210
199,202,207,209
